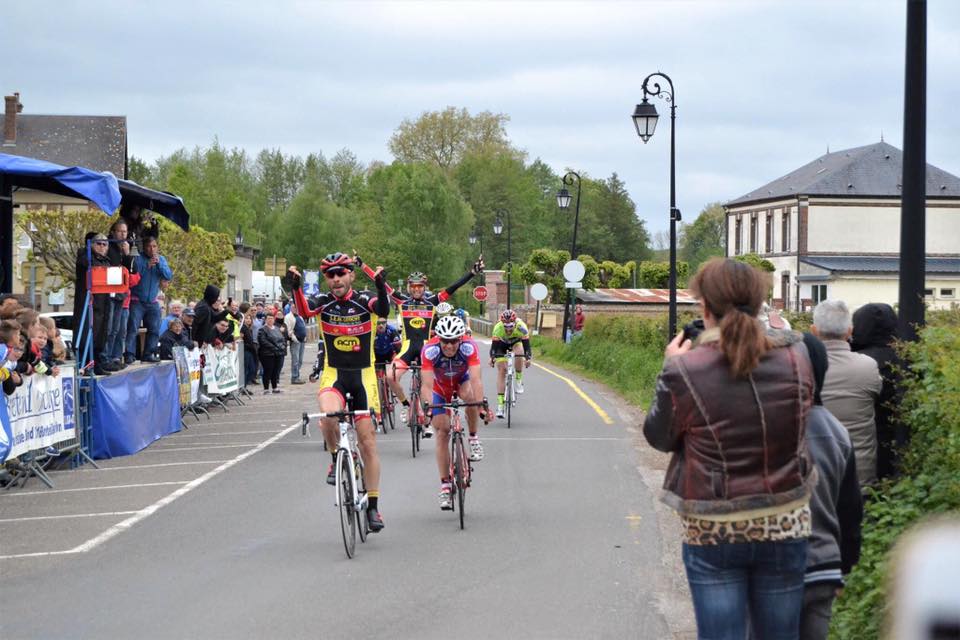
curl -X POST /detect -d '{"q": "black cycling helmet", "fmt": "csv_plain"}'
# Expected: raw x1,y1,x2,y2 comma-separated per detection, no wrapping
321,252,355,273
407,271,428,285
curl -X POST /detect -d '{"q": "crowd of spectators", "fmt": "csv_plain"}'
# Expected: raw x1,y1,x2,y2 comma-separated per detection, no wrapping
643,257,908,640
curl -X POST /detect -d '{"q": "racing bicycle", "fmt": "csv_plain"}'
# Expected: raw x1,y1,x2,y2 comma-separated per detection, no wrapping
404,363,426,457
375,363,396,433
302,398,371,559
426,395,487,529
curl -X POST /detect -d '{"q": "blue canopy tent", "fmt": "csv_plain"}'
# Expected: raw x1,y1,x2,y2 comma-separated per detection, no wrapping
118,179,190,232
0,153,121,294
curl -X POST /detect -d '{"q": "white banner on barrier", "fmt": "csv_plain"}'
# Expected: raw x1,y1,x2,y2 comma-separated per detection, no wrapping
5,367,77,460
203,345,240,395
187,347,202,404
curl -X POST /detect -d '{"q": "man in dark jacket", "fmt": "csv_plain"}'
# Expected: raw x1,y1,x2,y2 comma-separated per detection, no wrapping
851,303,906,479
72,233,116,375
193,285,228,348
180,308,196,343
799,333,863,639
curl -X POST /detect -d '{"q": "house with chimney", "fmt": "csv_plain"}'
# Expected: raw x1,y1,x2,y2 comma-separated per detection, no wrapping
724,141,960,311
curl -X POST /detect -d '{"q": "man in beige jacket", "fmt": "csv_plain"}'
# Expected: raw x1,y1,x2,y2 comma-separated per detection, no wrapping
812,299,882,489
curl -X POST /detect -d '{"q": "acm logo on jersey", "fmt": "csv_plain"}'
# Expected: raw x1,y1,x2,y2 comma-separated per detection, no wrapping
409,317,426,330
334,336,362,352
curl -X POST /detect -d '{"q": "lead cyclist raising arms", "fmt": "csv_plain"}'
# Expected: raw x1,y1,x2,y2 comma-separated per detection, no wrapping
286,253,391,532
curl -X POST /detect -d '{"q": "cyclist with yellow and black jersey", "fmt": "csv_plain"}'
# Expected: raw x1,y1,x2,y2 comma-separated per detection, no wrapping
287,252,390,532
385,258,484,429
490,309,532,418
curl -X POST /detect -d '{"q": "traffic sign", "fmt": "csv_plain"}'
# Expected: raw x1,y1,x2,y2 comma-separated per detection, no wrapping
472,285,488,302
530,283,549,301
565,281,583,289
562,260,585,283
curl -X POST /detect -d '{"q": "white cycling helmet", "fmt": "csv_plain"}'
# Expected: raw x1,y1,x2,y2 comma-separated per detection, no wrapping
434,315,466,340
435,301,454,316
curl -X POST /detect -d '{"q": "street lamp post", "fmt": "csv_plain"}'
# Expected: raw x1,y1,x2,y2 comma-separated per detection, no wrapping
492,210,511,310
556,171,582,343
469,229,485,317
632,71,681,339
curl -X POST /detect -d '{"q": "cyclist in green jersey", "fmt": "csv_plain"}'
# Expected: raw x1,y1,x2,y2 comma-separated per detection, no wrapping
489,309,532,418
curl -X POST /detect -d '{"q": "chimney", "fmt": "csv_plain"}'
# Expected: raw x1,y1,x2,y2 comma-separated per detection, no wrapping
4,92,23,146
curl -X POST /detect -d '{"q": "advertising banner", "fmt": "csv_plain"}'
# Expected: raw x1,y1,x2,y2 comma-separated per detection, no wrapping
172,347,191,406
203,345,240,395
1,367,77,462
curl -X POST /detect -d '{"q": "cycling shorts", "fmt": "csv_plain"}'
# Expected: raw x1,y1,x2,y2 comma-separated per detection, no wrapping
319,367,380,414
395,341,424,368
491,340,525,361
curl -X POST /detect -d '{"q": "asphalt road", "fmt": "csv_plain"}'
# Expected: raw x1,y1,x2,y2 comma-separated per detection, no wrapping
0,342,684,639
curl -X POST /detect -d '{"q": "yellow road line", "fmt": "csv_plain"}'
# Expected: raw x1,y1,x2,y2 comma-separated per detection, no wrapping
530,362,614,425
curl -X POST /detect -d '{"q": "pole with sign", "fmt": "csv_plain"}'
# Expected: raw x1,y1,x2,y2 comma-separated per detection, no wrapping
530,283,548,335
473,285,488,317
561,260,585,343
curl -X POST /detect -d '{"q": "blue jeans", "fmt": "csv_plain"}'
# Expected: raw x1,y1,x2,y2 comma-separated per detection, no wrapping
126,299,161,360
289,340,304,381
104,300,128,361
682,539,808,640
244,348,257,385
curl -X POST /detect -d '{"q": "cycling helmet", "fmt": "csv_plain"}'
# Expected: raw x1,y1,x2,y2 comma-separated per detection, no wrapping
500,309,517,324
320,252,355,273
436,302,454,316
434,315,466,340
454,308,468,321
407,271,428,284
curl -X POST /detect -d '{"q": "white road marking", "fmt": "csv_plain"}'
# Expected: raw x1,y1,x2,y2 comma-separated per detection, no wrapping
4,482,189,497
47,461,227,474
136,444,256,453
0,422,300,560
0,511,140,523
166,429,281,438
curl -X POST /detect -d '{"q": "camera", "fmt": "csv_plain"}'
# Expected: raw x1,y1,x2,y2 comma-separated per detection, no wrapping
682,319,705,344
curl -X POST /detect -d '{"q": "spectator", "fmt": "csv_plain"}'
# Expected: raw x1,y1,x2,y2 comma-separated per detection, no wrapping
180,308,196,343
73,233,116,375
0,294,20,319
159,318,195,360
257,311,285,394
38,316,66,367
643,258,815,640
160,299,185,335
573,304,585,336
240,311,258,388
104,220,137,370
254,300,266,320
812,300,882,488
210,318,235,348
193,285,227,348
284,303,307,384
797,332,864,640
118,202,159,254
226,299,243,342
124,236,171,364
187,300,197,311
851,303,906,480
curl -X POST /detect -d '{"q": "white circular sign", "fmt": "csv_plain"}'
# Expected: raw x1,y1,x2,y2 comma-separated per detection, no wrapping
562,260,585,282
530,283,549,301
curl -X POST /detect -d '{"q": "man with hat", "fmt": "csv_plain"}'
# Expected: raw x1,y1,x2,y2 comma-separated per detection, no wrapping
71,232,116,375
181,307,196,343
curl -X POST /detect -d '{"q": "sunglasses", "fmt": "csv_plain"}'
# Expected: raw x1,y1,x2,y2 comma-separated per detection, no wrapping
439,337,461,345
93,241,108,247
324,268,349,278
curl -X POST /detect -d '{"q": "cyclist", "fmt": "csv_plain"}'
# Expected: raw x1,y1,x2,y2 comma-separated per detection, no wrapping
420,315,490,510
374,317,402,373
454,308,472,336
490,309,532,418
386,259,484,430
287,253,391,533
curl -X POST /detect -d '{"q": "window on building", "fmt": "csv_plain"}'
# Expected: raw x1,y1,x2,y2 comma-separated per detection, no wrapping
781,208,791,252
765,211,773,253
227,275,237,300
941,288,955,299
735,216,742,255
750,214,758,253
923,288,935,298
781,273,791,311
812,284,828,305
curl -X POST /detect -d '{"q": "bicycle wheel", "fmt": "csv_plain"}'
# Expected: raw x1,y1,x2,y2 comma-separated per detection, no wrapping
355,456,368,543
506,374,513,429
387,388,397,430
382,380,396,432
452,433,466,529
409,387,420,458
336,450,356,558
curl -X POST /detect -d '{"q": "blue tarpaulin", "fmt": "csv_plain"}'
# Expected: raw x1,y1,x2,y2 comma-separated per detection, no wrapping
0,152,121,214
90,363,181,459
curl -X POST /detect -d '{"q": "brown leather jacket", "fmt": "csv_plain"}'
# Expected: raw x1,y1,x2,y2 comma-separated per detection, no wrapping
643,328,816,516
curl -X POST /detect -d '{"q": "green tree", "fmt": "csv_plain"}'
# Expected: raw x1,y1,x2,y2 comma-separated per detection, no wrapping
734,253,775,272
637,260,691,288
680,202,726,269
157,219,236,303
127,155,154,185
20,209,114,289
388,107,512,172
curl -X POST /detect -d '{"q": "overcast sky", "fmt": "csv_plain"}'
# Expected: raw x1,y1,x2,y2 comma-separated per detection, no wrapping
5,0,959,236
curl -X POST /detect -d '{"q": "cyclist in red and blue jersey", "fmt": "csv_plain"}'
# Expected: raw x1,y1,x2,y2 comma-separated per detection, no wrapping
387,258,484,430
420,315,490,510
286,253,390,533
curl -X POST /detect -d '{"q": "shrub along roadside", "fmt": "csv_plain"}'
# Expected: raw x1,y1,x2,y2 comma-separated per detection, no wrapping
530,314,668,407
829,311,960,639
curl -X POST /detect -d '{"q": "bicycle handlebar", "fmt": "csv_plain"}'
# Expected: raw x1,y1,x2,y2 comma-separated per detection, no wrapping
307,409,372,420
425,399,488,410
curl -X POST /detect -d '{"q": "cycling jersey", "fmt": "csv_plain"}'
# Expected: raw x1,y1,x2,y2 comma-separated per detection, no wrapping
421,337,481,415
392,269,476,365
491,320,532,359
374,324,402,366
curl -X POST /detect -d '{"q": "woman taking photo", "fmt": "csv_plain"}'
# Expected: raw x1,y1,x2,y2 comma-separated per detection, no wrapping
257,311,286,394
643,258,815,640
